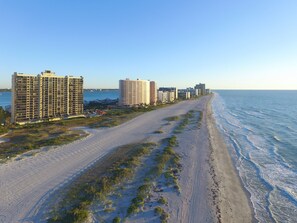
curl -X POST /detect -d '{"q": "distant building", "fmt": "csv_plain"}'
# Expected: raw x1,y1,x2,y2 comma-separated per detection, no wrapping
11,70,83,124
194,83,206,95
158,87,178,102
157,90,175,103
195,88,201,96
119,79,151,106
178,89,191,99
185,91,191,99
158,91,168,103
150,81,157,105
186,87,197,97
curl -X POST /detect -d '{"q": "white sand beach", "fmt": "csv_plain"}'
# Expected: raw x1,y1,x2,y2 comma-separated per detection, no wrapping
0,96,252,223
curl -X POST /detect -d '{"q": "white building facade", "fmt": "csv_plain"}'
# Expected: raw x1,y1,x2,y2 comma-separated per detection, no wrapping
119,79,150,106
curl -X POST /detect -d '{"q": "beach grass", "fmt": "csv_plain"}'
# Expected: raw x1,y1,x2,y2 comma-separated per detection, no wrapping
153,130,164,134
173,110,194,133
47,134,182,222
112,216,121,223
127,183,153,215
154,206,170,223
164,116,179,122
47,142,156,223
158,196,168,205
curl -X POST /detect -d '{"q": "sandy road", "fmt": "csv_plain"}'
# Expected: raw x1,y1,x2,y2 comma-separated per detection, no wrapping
0,98,209,223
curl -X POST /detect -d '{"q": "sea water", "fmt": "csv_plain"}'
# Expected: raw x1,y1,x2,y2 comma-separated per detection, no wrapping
82,90,119,102
0,90,119,108
0,92,11,108
212,90,297,222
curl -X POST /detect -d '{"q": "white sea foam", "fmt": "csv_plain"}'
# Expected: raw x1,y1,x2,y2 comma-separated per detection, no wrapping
273,135,281,142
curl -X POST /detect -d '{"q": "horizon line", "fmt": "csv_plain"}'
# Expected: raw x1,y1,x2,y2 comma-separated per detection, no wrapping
1,88,297,91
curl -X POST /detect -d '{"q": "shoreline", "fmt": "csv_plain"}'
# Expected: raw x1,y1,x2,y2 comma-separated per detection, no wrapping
209,95,257,222
206,96,253,222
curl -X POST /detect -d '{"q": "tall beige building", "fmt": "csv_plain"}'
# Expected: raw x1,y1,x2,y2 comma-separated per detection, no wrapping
11,70,83,124
119,79,151,106
150,81,157,105
11,74,40,123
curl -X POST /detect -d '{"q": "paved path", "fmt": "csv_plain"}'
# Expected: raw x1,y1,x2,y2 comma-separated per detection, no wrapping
0,98,209,223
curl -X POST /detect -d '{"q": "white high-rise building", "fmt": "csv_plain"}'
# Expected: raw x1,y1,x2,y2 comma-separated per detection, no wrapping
119,79,151,106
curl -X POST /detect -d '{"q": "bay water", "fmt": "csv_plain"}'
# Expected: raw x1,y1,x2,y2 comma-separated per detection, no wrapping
212,90,297,222
0,92,11,108
0,90,119,108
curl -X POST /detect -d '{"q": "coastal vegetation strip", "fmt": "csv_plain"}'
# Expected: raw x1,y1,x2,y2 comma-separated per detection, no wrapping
0,104,172,161
173,110,201,133
48,142,156,223
0,107,9,134
154,206,170,223
126,136,180,221
0,125,88,160
47,135,182,223
163,116,179,122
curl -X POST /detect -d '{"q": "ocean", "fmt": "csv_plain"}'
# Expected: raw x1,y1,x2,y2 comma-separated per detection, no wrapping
212,90,297,222
0,90,119,108
0,92,11,108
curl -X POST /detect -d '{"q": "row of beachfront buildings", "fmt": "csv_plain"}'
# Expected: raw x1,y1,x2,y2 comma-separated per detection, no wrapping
11,71,210,124
119,79,210,106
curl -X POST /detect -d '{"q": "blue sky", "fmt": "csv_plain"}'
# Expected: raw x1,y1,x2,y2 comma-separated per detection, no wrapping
0,0,296,89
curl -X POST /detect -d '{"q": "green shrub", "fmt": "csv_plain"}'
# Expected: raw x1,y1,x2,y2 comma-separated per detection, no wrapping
164,116,179,122
132,195,145,207
138,184,151,195
127,203,139,215
164,171,173,179
168,136,177,147
158,196,168,205
113,217,121,223
72,208,89,223
155,206,170,222
144,177,150,182
164,146,174,155
154,206,163,215
161,211,170,222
